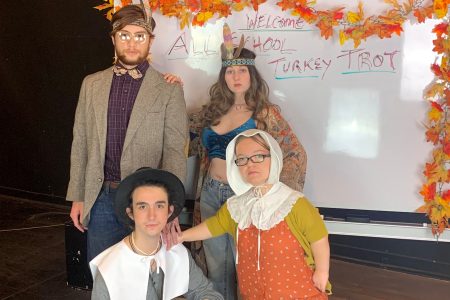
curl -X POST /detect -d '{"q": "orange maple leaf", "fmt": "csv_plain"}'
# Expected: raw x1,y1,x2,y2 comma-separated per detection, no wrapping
277,0,296,11
420,182,436,202
192,10,215,26
386,24,403,36
444,89,450,106
433,39,445,54
442,190,450,202
250,0,266,10
333,10,344,21
443,140,450,156
431,63,443,76
296,6,317,23
425,126,440,144
413,6,434,23
434,0,449,19
432,148,446,165
424,162,438,178
432,22,449,37
431,101,444,112
425,81,445,100
186,0,200,11
424,161,446,183
316,20,333,39
232,0,249,11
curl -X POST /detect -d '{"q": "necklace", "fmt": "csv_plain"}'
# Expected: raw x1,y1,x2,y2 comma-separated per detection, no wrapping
129,232,161,256
233,103,248,111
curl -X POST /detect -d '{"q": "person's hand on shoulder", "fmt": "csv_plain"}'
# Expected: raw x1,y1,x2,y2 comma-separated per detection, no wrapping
162,217,183,250
163,73,183,85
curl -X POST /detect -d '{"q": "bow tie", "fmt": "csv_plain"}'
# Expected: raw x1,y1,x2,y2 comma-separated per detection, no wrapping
112,65,143,80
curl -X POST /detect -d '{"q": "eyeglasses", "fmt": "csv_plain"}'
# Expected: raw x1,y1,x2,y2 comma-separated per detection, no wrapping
116,31,148,44
234,154,271,166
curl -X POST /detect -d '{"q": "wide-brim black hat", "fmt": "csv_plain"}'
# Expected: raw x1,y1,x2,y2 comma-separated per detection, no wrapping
114,168,185,227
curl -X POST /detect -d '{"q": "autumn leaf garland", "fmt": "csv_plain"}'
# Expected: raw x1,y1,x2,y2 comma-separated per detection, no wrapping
422,19,450,236
93,1,446,50
96,0,438,45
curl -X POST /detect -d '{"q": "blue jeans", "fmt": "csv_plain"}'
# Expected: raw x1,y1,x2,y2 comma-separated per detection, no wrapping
200,176,237,300
87,185,131,262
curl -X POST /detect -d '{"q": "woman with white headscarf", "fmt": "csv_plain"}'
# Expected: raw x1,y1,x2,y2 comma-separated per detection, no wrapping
177,129,331,299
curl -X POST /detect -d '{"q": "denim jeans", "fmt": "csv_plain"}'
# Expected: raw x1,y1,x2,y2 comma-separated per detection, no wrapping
87,185,131,262
200,176,237,300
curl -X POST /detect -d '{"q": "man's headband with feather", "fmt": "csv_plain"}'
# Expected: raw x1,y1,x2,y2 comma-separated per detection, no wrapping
112,0,153,34
221,24,255,67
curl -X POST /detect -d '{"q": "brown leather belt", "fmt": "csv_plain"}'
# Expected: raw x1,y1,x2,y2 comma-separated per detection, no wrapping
103,181,120,189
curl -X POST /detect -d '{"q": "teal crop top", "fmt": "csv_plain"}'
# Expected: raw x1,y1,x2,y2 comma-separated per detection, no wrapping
202,118,256,160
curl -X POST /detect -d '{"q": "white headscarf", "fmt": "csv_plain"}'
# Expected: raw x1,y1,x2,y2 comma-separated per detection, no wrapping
225,129,303,269
226,129,282,196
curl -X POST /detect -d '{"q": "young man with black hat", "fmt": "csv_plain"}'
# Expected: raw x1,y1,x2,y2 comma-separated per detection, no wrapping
90,168,223,300
66,1,188,261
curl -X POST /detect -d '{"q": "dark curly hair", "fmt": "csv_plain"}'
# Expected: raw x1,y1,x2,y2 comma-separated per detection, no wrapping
200,48,273,130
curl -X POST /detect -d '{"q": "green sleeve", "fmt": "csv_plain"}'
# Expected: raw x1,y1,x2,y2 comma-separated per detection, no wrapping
205,204,237,240
294,197,328,243
286,197,332,294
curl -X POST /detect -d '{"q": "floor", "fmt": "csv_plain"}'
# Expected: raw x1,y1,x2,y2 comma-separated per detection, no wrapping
0,195,448,300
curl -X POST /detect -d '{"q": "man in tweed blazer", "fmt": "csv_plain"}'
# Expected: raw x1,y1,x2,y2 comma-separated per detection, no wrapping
66,4,188,261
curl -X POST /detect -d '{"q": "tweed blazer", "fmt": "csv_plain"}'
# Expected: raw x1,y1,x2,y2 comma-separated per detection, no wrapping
66,66,188,225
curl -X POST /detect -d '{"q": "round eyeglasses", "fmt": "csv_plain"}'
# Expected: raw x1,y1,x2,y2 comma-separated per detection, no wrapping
234,154,271,166
116,31,148,44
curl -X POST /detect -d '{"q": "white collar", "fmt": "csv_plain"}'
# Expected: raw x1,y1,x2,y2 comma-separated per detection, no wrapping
227,182,303,230
228,182,303,270
90,240,189,300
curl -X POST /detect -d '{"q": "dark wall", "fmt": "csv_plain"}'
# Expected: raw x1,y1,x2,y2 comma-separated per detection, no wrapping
0,0,112,202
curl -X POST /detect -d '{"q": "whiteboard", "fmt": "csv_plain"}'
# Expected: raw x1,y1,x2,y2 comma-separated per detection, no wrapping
149,0,436,212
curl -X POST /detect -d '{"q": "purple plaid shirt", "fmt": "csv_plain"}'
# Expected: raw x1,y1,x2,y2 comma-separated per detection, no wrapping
104,61,150,181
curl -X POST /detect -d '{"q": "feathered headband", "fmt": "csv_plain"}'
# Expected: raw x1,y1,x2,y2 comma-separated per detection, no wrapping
221,23,255,67
112,0,153,34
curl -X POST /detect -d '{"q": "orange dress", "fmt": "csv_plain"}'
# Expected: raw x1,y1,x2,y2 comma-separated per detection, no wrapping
237,221,328,300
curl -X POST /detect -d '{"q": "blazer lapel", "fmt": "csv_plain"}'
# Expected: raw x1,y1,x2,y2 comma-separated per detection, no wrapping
93,69,113,163
122,67,164,154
